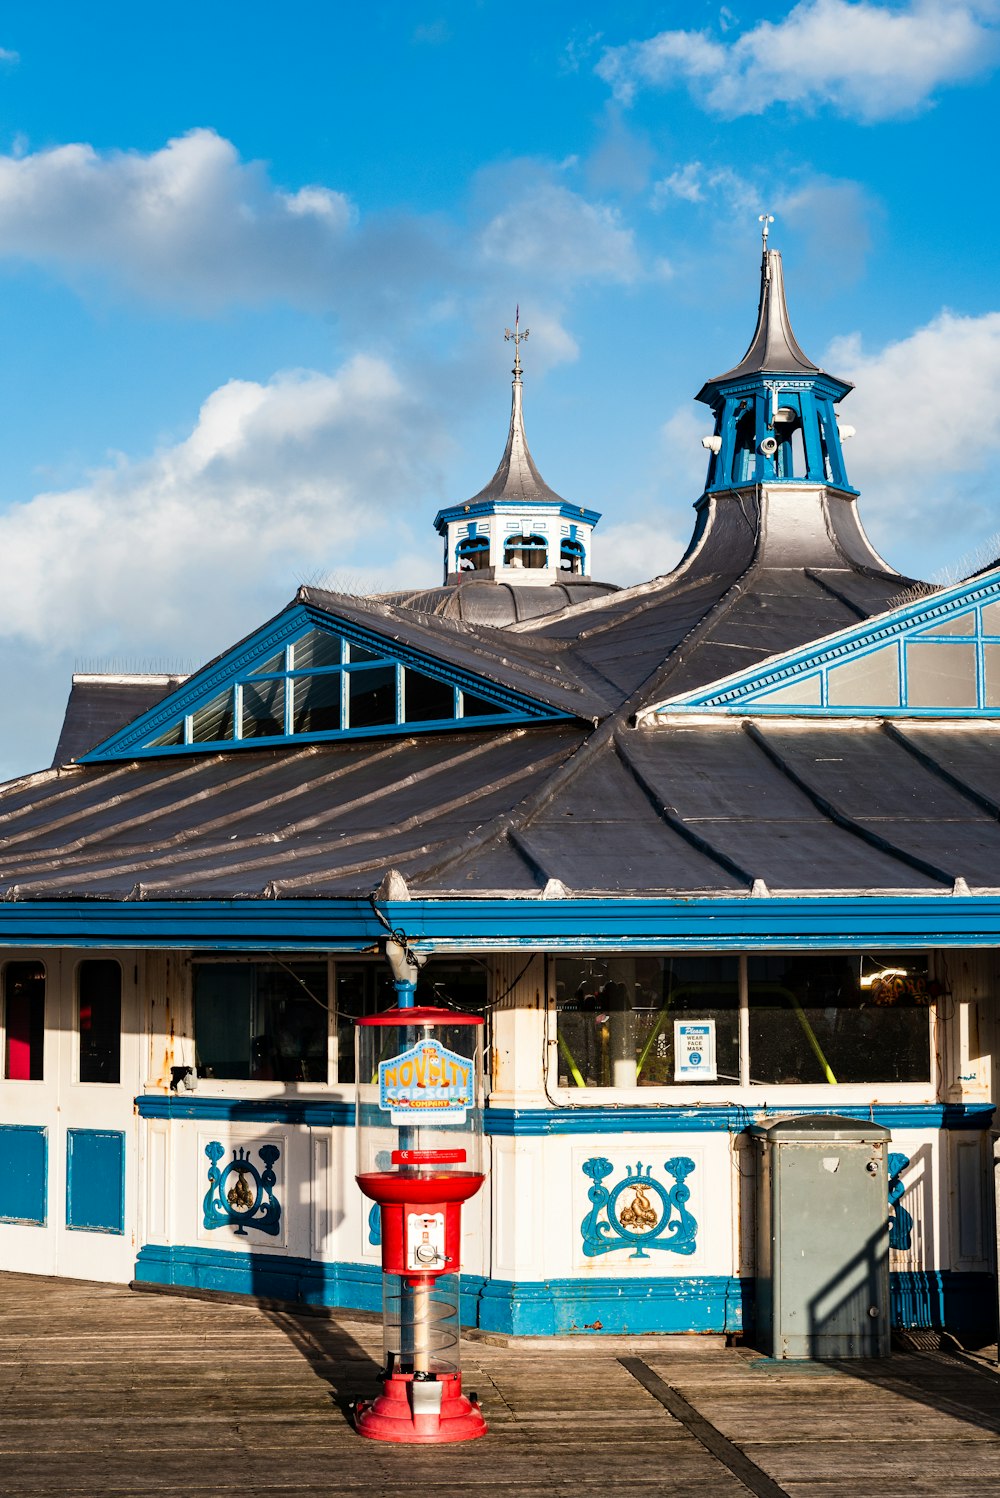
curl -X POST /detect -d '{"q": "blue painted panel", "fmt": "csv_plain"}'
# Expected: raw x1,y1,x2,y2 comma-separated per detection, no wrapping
134,1094,994,1134
0,1124,47,1225
66,1129,125,1235
133,1246,995,1340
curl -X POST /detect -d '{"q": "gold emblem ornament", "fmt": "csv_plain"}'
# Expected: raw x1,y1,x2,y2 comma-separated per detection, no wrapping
227,1165,254,1212
618,1181,658,1233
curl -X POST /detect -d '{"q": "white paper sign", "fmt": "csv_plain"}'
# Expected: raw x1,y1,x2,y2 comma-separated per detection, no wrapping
674,1020,717,1081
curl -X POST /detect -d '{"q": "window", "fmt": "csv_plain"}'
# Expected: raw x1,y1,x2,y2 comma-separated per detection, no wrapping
335,959,487,1083
503,534,548,569
748,953,930,1085
732,408,756,484
555,955,740,1088
554,951,933,1088
560,538,586,575
78,960,121,1084
456,536,490,571
194,961,329,1082
141,625,523,752
4,963,44,1080
193,959,488,1086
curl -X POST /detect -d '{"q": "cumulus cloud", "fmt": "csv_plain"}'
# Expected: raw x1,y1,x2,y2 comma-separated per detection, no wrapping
0,354,443,658
597,0,1000,121
0,128,363,308
478,167,642,286
825,310,1000,566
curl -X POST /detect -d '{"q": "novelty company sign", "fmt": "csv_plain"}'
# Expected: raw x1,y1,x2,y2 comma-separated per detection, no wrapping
378,1038,474,1124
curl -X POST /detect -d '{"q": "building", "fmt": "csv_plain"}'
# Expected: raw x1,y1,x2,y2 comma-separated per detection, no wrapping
0,236,995,1340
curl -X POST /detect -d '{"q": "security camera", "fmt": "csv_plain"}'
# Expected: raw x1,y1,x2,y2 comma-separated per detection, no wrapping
701,435,722,454
759,436,778,457
837,423,856,441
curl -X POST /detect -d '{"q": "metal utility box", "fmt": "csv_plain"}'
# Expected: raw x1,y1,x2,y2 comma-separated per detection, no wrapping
751,1114,892,1360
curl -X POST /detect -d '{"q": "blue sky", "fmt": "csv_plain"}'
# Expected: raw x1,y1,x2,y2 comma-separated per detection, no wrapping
0,0,998,775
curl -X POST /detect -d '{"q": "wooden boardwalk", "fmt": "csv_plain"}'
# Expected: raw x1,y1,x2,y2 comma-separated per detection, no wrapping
0,1273,998,1497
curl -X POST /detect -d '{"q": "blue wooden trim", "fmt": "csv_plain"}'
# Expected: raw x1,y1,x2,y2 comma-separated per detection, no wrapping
434,499,603,534
6,893,1000,949
655,566,1000,715
135,1095,993,1134
485,1103,994,1136
137,1095,356,1125
81,602,572,763
133,1246,994,1339
0,1124,47,1225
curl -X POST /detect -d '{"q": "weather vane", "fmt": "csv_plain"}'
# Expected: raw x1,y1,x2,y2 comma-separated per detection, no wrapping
759,212,774,250
504,306,529,376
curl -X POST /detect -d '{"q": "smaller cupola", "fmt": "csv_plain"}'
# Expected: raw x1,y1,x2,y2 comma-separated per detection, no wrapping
434,312,602,587
696,216,856,496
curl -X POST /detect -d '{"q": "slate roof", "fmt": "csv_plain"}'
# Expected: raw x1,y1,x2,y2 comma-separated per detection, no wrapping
8,712,1000,899
699,248,828,393
52,675,187,767
12,250,992,915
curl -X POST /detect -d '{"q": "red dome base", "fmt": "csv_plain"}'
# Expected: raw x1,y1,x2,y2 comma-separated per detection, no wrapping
353,1370,487,1444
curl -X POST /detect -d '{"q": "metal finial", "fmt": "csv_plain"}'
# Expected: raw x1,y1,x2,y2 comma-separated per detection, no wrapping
759,212,774,250
504,305,530,377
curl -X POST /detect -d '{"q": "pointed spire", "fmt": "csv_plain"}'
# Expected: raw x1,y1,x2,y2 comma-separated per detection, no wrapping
708,230,820,385
467,313,567,506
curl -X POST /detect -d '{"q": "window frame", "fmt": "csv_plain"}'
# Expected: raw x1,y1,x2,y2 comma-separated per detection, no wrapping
546,950,939,1106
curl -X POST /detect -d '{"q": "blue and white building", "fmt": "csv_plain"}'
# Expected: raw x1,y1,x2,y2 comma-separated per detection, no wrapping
0,237,995,1342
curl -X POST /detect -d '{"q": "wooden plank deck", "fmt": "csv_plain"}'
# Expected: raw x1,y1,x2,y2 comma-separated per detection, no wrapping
0,1273,998,1497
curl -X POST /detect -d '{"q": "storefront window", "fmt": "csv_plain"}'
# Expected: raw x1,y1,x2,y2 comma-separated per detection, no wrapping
335,959,487,1083
555,955,740,1087
554,951,933,1089
748,953,931,1085
4,962,45,1081
78,960,121,1084
195,962,328,1082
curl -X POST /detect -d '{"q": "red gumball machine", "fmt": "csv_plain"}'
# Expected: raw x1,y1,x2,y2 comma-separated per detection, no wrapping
353,995,487,1443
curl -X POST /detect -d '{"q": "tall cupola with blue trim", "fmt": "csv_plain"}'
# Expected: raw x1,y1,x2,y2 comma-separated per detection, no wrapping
433,312,602,587
696,221,855,496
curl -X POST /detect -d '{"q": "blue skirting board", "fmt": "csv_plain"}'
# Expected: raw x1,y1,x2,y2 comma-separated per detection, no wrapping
134,1246,993,1339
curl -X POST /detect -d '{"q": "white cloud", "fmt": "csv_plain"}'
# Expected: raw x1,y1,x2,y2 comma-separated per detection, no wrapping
825,310,1000,566
0,128,357,308
0,354,443,660
597,517,687,585
597,0,1000,121
478,174,642,285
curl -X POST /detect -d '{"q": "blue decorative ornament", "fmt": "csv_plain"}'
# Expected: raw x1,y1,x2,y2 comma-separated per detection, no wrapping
581,1157,697,1259
368,1202,382,1247
203,1141,282,1237
887,1151,913,1252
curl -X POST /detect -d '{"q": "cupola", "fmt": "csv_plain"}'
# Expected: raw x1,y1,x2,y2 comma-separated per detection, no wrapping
696,217,855,495
434,313,602,587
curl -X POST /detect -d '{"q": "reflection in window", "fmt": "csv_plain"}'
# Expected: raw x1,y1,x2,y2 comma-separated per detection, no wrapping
456,536,490,572
242,678,285,738
141,623,519,752
748,952,930,1085
906,641,977,708
335,960,487,1083
292,673,341,734
191,689,234,743
504,534,548,569
79,960,121,1084
4,962,44,1080
827,645,900,707
194,962,328,1082
555,955,739,1087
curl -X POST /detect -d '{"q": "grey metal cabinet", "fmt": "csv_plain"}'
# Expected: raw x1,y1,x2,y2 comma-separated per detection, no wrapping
751,1114,892,1359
